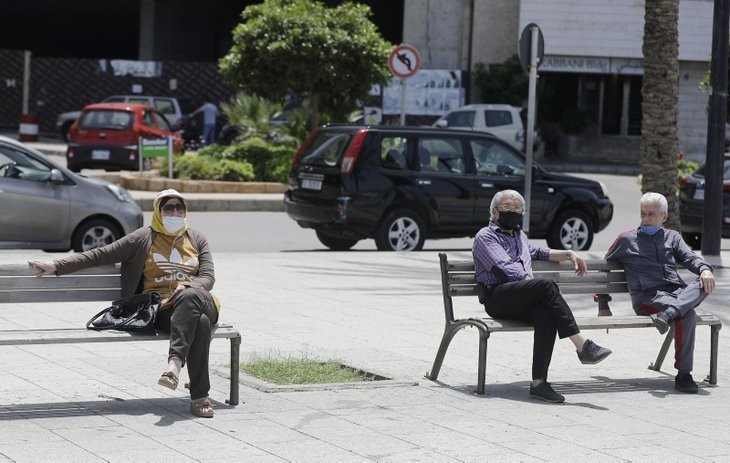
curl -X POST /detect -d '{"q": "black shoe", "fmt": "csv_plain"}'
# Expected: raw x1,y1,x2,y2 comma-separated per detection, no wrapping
652,312,672,335
529,382,565,403
675,373,699,394
577,339,612,365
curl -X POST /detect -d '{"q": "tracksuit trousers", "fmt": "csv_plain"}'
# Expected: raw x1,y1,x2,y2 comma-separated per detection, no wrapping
632,280,707,374
156,287,219,400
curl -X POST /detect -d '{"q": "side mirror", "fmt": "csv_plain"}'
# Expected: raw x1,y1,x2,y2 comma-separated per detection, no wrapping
435,119,448,128
49,168,65,184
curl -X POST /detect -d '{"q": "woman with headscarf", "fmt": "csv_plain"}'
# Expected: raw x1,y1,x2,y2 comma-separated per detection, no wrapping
29,189,220,418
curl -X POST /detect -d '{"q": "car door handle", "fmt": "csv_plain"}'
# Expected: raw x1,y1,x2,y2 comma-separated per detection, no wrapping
416,178,431,186
479,182,494,188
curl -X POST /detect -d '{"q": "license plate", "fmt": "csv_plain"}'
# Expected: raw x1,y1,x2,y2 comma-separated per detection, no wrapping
91,149,110,160
693,187,704,200
301,179,322,190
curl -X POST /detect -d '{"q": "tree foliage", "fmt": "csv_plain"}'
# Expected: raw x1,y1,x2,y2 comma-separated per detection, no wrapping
641,0,680,230
219,0,393,124
472,55,528,106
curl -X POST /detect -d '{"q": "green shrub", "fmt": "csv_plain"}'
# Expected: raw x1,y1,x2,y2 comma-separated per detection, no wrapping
160,153,255,182
197,144,227,159
220,137,295,183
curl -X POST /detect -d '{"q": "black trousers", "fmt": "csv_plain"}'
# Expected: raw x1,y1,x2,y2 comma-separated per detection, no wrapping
156,287,219,400
482,279,580,380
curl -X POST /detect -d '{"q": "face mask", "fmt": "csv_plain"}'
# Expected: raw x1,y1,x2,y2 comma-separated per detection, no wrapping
497,211,523,230
639,223,660,236
162,216,186,234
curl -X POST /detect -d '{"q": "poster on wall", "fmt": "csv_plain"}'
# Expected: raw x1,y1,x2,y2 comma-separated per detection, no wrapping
382,69,463,116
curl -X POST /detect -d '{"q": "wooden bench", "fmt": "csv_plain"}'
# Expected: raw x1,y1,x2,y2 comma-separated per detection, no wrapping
427,252,722,394
0,263,241,405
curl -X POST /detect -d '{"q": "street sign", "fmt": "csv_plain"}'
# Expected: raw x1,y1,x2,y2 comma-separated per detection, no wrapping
388,44,421,79
519,23,544,73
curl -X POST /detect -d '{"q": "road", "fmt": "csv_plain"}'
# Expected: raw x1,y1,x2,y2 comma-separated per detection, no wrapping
157,172,728,255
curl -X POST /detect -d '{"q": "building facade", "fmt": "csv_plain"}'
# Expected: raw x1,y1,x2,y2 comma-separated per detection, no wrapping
403,0,716,162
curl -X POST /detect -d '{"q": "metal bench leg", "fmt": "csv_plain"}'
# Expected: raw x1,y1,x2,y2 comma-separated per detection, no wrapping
427,325,459,381
709,325,720,385
650,325,675,372
475,327,488,395
226,334,241,406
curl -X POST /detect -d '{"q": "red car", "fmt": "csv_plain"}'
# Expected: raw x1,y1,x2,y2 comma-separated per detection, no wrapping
66,102,183,172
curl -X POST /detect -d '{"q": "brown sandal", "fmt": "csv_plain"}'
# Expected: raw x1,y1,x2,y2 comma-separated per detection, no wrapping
190,398,214,418
158,371,179,390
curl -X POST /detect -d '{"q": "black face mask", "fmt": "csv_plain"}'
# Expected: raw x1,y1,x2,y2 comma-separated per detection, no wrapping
497,211,523,230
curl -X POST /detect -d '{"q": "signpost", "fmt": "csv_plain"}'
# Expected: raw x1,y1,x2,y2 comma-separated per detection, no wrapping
139,137,173,178
518,23,544,233
388,44,421,125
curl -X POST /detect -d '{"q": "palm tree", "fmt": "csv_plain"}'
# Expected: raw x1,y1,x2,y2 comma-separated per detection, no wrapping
641,0,680,229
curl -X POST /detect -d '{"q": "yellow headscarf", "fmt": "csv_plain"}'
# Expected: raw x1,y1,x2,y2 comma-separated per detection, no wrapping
151,189,190,236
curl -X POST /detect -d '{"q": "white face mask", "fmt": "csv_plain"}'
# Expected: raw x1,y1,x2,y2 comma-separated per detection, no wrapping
162,216,186,234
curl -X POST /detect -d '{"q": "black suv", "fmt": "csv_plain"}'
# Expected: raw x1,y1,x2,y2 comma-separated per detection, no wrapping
284,125,613,251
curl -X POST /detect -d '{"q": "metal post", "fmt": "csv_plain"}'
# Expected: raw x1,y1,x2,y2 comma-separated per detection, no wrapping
522,26,539,233
400,79,407,125
22,51,31,115
702,0,730,256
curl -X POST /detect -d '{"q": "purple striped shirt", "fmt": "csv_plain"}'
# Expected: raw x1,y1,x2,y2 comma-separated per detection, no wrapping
472,222,549,286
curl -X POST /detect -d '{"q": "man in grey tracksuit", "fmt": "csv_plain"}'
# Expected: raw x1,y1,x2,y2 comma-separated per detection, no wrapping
604,192,716,393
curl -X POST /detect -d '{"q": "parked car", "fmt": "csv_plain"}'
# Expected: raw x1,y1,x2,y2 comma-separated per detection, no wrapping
433,104,538,152
0,135,143,252
284,125,613,251
66,102,184,172
56,95,187,142
679,154,730,249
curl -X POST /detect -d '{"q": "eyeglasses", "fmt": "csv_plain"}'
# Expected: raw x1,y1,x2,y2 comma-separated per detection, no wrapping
497,205,524,213
162,203,186,214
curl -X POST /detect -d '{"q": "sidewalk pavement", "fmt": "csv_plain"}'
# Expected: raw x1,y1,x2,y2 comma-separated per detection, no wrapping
1,248,730,462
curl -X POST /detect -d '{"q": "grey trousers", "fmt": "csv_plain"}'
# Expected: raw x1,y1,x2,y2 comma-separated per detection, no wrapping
156,287,219,400
632,279,707,374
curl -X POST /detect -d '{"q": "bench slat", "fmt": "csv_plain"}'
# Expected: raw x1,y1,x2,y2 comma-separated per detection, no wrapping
479,312,720,332
0,264,120,277
0,290,122,303
0,324,240,345
449,282,629,297
447,271,627,285
0,275,123,291
447,259,624,272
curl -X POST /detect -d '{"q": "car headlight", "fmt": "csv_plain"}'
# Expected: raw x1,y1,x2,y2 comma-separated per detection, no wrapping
106,184,134,202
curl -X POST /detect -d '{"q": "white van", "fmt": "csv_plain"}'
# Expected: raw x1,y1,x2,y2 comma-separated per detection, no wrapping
433,104,527,152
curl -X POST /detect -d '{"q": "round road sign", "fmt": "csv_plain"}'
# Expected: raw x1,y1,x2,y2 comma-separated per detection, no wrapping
388,44,421,79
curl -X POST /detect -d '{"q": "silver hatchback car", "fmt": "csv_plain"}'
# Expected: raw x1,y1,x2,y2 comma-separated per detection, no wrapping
0,136,143,252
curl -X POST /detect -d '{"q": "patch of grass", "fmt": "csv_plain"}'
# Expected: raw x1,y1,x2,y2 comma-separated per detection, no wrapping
241,353,374,385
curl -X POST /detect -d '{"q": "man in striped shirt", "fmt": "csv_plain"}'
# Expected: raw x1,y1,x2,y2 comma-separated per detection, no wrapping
472,189,612,403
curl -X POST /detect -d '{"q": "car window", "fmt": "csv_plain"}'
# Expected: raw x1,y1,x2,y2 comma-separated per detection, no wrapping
471,139,525,176
696,160,730,180
152,111,172,131
418,137,465,174
380,137,408,170
105,97,125,103
153,99,175,114
0,145,52,182
142,110,156,127
79,110,133,130
300,132,352,167
128,98,150,105
484,110,513,127
444,111,475,127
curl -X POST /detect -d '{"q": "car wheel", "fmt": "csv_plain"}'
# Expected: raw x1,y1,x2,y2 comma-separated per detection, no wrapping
315,230,359,251
682,232,702,250
72,219,122,252
375,209,426,252
546,209,594,251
